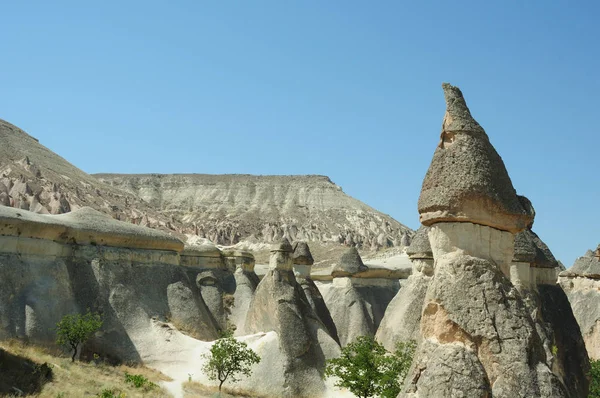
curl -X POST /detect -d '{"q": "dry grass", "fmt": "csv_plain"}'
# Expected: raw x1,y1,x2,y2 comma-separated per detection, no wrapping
0,339,171,397
182,381,264,398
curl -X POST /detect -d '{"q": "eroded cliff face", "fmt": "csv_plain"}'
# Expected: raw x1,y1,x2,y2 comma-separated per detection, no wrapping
0,205,221,363
95,173,413,249
559,247,600,360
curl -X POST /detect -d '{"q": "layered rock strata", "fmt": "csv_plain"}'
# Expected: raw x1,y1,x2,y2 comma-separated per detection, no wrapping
244,238,340,397
402,83,582,398
376,226,433,351
559,246,600,360
322,247,399,346
96,173,413,250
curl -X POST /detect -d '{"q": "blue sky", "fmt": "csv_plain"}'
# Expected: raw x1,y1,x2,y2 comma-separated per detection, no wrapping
0,1,598,266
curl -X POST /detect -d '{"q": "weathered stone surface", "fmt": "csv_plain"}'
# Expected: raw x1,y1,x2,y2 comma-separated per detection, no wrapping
376,266,431,351
292,241,314,266
0,207,220,363
513,230,538,263
538,285,590,397
417,84,531,233
245,246,340,396
559,247,600,360
331,247,368,277
230,265,260,336
322,276,399,347
530,231,559,268
0,205,183,252
405,226,432,260
406,84,583,397
402,251,568,398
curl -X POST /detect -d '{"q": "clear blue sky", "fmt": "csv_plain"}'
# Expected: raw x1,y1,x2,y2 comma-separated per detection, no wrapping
1,1,598,266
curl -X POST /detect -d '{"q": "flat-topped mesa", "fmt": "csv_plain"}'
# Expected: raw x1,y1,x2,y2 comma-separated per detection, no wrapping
331,247,368,277
268,237,294,271
292,241,314,278
418,83,532,234
0,205,183,252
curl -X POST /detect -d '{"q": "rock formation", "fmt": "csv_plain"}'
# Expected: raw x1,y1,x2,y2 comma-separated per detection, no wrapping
0,205,220,363
244,238,340,397
402,83,584,397
228,250,260,335
95,173,413,250
559,245,600,360
322,247,399,346
292,241,339,344
510,224,589,397
376,226,433,351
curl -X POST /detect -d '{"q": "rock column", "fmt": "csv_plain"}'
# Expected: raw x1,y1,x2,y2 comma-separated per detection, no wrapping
402,84,571,397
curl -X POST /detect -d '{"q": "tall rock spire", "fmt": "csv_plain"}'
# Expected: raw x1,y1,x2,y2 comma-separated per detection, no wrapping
418,83,532,233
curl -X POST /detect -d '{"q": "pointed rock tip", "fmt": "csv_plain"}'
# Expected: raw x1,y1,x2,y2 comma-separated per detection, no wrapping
331,246,368,276
271,237,293,253
441,82,484,134
293,241,314,265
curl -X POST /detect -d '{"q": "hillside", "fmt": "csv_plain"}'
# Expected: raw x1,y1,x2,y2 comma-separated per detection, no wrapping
0,119,178,234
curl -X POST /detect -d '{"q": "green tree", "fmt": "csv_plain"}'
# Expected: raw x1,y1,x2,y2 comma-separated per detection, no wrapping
590,359,600,398
56,310,103,362
202,331,261,393
325,336,416,398
380,340,417,398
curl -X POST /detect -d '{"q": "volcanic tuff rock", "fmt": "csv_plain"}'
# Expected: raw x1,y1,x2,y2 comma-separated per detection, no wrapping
0,205,220,362
292,242,339,344
559,247,600,360
402,84,580,398
95,173,413,250
244,238,340,397
322,247,398,346
417,83,532,233
376,226,433,351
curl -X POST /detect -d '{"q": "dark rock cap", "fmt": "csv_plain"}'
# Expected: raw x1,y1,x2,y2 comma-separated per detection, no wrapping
331,247,368,277
406,226,433,259
529,231,559,268
293,241,314,265
270,237,293,253
513,230,537,263
418,83,532,233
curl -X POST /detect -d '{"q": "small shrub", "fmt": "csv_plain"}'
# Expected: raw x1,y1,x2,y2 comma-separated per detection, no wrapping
590,359,600,398
97,388,125,398
202,333,261,391
56,310,103,362
124,372,157,390
325,336,416,398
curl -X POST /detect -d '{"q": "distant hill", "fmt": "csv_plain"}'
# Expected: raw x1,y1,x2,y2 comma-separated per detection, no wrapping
0,117,413,260
95,173,413,250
